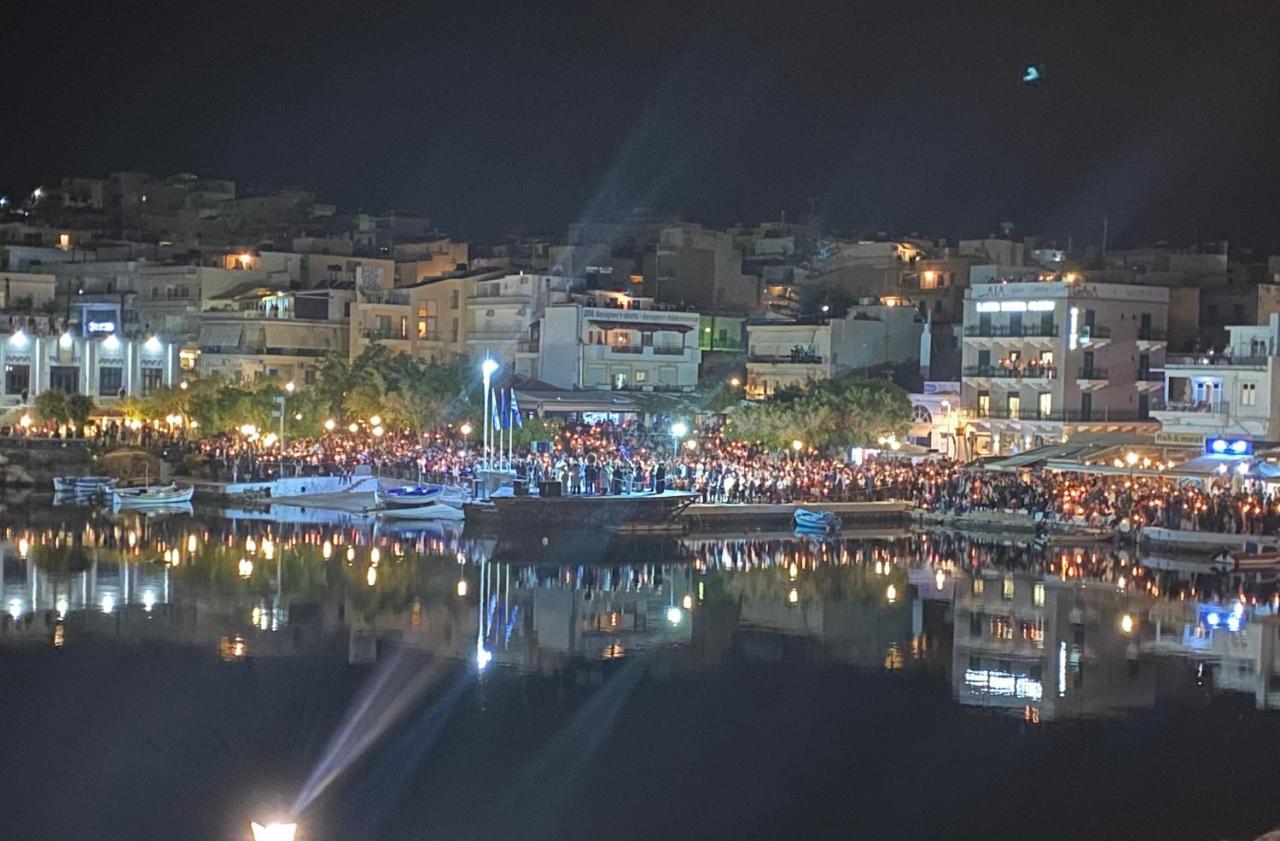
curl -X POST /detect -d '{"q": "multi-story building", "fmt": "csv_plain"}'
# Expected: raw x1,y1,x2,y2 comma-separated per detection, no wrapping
651,226,760,315
744,303,923,399
195,290,350,385
534,293,702,391
348,274,470,363
467,271,572,372
393,239,470,285
0,324,177,410
960,280,1168,456
1151,315,1280,442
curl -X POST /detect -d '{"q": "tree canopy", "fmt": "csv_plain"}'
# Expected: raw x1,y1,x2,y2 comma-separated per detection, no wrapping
722,374,911,451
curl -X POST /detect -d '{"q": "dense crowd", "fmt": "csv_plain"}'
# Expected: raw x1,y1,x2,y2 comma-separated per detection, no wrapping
185,419,1280,537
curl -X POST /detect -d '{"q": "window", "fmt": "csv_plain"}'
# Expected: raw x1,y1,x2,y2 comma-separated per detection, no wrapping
450,289,460,309
1002,577,1014,600
141,367,163,394
1007,393,1020,420
451,317,459,343
977,390,990,417
417,301,438,339
49,365,78,394
98,366,123,396
1038,392,1052,419
1242,382,1258,406
634,370,648,383
4,364,29,396
399,316,408,339
972,577,985,595
1033,582,1045,607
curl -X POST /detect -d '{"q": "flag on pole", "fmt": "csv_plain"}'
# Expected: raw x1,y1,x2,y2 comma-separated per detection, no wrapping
498,388,509,430
510,389,523,428
491,387,501,431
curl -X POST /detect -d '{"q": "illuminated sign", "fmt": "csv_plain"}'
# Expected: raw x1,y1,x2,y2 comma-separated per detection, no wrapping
976,300,1054,314
86,320,115,334
1206,437,1251,456
976,301,1000,313
1068,306,1079,350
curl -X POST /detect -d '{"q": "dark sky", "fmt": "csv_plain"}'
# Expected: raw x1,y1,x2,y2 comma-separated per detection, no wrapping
6,0,1280,247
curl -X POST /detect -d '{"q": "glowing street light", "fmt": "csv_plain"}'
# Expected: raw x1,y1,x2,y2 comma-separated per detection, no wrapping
791,439,803,452
372,426,385,438
323,418,336,432
1120,613,1135,634
665,605,683,625
460,422,473,437
480,357,500,470
348,422,358,433
250,821,297,841
368,414,381,427
729,377,741,387
284,381,295,394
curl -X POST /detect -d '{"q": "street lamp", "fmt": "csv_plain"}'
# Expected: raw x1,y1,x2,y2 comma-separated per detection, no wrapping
791,439,803,453
729,377,741,387
670,420,688,456
368,414,382,427
460,421,473,456
481,358,499,470
323,418,336,432
250,821,297,841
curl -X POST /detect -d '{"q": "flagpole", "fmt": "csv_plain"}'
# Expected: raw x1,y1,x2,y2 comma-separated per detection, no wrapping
507,388,514,466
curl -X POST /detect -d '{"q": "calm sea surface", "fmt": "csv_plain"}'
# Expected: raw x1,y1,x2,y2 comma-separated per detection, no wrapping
1,492,1278,841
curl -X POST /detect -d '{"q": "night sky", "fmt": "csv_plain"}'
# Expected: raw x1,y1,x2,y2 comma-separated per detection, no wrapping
6,0,1280,247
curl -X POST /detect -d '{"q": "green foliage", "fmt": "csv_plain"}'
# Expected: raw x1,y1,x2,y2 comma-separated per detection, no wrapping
65,394,95,432
509,415,562,449
33,390,68,427
723,373,911,451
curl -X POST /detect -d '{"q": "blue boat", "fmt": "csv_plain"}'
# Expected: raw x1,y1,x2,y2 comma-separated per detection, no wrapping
793,508,841,532
377,484,446,509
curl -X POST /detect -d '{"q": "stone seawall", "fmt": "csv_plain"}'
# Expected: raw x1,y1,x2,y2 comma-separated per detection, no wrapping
0,439,93,486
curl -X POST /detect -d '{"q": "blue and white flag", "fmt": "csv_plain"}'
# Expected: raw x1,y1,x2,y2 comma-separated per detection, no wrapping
509,389,523,428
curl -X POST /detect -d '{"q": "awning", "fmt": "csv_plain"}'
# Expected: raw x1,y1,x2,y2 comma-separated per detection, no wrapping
1168,454,1248,476
585,318,694,333
200,324,244,346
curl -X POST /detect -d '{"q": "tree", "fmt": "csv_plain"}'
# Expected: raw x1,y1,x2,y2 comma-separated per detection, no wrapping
724,373,911,452
33,390,68,429
65,394,95,435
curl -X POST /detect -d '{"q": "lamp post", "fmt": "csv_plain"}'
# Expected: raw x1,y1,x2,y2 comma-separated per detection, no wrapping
670,421,688,457
481,358,499,470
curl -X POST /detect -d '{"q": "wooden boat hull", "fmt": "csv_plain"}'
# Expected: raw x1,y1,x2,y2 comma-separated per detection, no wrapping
376,502,465,521
112,484,195,507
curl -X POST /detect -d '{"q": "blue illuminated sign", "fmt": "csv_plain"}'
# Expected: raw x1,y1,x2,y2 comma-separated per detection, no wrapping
1206,437,1251,456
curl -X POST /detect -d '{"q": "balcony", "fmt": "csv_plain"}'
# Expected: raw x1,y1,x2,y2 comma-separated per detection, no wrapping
1137,328,1167,343
1080,324,1111,340
652,346,688,356
972,408,1151,422
1077,367,1108,380
1166,353,1271,368
1150,398,1230,415
964,324,1059,339
749,352,825,364
361,329,409,342
610,344,645,354
963,364,1056,380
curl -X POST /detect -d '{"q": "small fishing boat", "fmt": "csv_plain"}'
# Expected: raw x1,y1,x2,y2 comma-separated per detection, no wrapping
377,484,446,508
375,502,466,522
794,508,841,532
112,483,195,508
52,476,78,493
75,476,118,496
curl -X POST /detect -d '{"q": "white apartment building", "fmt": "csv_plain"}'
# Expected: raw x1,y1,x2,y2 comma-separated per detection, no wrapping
0,326,177,409
745,303,923,399
467,271,572,374
961,280,1168,456
1151,314,1280,442
535,296,701,391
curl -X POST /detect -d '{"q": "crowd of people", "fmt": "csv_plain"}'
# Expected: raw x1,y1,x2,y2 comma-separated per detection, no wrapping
177,418,1280,538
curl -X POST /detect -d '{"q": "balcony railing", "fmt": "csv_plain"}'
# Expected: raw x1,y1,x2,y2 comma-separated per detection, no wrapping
417,330,442,342
1078,367,1109,379
963,365,1056,380
1138,328,1168,341
362,329,409,341
1136,370,1164,382
652,346,688,355
1166,353,1271,367
1150,398,1230,414
964,324,1059,338
972,408,1150,422
610,344,644,354
748,354,825,364
1081,324,1111,339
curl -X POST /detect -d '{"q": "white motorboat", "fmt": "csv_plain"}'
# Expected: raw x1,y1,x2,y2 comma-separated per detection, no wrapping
376,484,445,508
794,508,841,533
112,483,195,508
374,502,465,521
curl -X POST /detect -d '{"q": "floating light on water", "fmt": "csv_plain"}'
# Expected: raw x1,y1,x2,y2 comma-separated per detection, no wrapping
788,587,799,605
262,539,274,560
187,534,198,554
886,584,897,604
935,569,946,591
246,537,257,555
142,589,156,613
346,546,355,563
366,565,377,587
370,547,380,565
682,593,693,610
665,606,683,625
7,599,22,620
322,540,332,560
1120,614,1134,634
17,537,28,558
239,558,254,579
100,593,115,614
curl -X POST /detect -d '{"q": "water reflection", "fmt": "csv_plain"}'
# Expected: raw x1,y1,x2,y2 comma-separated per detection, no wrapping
4,498,1280,721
